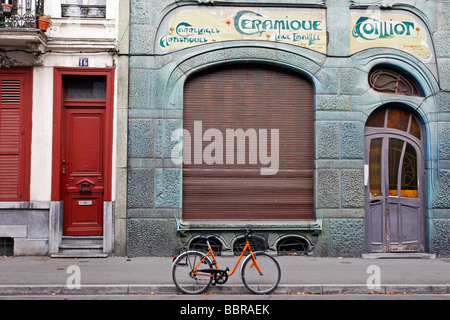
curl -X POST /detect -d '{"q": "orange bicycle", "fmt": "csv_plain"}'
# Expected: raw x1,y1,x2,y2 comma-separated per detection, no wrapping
172,228,281,294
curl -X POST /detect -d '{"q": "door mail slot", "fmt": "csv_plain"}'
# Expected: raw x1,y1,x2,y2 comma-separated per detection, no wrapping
79,201,93,206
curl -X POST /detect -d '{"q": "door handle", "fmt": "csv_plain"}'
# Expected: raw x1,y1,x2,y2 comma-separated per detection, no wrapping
79,182,91,193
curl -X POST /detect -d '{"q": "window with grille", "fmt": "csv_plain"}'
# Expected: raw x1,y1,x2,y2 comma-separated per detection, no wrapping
0,238,14,256
61,0,106,18
369,67,423,96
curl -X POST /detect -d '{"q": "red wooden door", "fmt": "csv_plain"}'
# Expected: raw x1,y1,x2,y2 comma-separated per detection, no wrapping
63,108,105,236
52,69,114,237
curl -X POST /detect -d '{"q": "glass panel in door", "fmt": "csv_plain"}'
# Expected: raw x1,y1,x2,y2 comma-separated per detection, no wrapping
388,138,404,197
401,143,418,198
369,138,382,198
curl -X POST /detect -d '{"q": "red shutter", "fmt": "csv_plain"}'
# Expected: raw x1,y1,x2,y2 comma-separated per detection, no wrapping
183,64,315,221
0,69,32,201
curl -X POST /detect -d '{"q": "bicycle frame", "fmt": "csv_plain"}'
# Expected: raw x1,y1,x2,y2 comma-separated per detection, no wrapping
193,239,263,277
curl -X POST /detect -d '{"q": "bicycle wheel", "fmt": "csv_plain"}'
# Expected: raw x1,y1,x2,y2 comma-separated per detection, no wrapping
172,250,213,294
241,252,281,294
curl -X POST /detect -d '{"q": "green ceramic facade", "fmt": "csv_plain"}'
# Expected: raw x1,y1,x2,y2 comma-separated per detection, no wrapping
116,0,450,257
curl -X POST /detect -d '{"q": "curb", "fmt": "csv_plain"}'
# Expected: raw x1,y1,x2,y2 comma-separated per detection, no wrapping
0,284,448,296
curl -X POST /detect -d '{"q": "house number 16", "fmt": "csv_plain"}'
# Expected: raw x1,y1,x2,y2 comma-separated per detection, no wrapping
79,58,89,67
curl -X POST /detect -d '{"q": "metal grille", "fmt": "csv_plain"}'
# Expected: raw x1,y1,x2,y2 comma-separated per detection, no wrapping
189,237,222,255
369,68,423,97
276,237,308,256
0,0,44,28
233,234,269,255
61,4,106,18
0,238,14,256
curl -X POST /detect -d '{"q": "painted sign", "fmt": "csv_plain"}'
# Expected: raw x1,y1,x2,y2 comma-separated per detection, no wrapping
156,7,327,54
350,10,434,64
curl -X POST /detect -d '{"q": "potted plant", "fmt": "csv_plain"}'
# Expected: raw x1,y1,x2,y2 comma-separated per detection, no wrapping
37,12,51,31
1,2,13,18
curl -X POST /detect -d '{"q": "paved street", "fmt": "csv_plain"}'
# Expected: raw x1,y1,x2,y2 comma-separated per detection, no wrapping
0,255,449,298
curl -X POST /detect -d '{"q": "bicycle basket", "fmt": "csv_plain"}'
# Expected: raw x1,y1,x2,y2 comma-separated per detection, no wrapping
250,234,269,252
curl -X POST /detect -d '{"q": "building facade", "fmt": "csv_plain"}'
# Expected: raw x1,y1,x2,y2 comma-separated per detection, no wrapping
1,0,449,258
119,0,450,258
0,0,118,256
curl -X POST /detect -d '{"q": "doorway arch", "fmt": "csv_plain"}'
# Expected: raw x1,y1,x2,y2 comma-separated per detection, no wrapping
365,104,425,253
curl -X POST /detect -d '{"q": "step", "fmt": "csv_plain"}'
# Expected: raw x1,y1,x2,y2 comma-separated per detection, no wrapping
52,236,108,258
53,247,107,258
59,243,103,252
51,252,109,258
61,236,103,247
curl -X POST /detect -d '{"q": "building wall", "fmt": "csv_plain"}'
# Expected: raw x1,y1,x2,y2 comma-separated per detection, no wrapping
0,0,119,255
120,0,450,257
3,0,448,257
426,0,450,257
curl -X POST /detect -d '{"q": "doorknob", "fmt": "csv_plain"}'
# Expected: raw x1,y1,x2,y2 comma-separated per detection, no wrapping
79,182,91,193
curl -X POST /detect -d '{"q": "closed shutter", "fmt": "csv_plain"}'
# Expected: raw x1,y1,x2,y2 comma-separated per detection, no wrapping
183,64,315,220
0,71,32,201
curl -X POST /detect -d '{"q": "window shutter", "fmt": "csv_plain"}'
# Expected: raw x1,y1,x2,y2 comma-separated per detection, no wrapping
183,65,315,221
0,76,24,200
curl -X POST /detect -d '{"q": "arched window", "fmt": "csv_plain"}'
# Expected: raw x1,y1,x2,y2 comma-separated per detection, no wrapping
369,67,423,97
366,105,422,140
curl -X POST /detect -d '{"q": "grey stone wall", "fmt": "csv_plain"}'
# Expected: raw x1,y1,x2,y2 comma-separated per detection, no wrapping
0,202,51,256
431,0,450,257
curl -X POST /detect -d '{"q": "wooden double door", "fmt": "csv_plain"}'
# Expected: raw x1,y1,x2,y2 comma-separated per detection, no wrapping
365,106,425,253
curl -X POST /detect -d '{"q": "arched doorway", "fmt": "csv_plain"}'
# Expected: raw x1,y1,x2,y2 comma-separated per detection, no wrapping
365,104,425,253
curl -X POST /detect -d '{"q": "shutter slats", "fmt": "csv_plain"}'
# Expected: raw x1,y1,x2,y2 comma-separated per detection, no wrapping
0,109,20,152
0,155,19,198
183,64,315,221
1,80,21,104
0,77,23,200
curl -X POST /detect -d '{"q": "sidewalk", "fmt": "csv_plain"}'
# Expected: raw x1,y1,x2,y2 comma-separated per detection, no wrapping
0,255,449,296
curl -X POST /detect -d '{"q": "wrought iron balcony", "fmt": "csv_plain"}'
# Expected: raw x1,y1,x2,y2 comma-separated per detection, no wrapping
0,0,44,29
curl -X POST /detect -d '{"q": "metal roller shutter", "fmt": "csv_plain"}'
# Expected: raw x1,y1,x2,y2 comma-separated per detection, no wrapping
183,64,314,220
